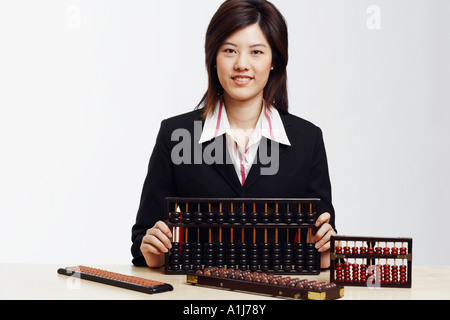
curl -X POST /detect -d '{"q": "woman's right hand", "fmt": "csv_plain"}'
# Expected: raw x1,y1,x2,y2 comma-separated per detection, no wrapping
140,221,173,268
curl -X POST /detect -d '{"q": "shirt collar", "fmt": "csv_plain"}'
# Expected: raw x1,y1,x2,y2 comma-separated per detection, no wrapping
198,98,291,146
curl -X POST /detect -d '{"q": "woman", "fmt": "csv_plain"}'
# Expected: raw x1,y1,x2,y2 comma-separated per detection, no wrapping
131,0,336,269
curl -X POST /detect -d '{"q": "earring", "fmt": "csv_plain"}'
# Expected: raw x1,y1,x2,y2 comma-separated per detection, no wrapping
271,66,274,70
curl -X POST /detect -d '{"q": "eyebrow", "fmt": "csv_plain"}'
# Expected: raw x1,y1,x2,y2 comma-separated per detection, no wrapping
222,41,268,48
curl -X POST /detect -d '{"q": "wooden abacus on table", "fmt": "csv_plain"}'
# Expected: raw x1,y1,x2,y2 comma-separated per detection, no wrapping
187,267,345,300
330,235,413,288
164,197,322,275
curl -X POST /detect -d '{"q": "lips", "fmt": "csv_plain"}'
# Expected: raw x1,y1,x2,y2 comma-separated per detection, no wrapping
231,75,254,86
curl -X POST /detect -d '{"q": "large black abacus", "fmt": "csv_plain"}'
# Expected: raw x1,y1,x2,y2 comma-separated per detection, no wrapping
164,197,321,275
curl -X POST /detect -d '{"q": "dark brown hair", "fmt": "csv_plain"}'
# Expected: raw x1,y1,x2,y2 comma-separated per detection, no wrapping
197,0,289,118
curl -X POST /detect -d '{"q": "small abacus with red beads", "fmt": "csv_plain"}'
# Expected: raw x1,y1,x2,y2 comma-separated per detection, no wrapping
330,236,412,288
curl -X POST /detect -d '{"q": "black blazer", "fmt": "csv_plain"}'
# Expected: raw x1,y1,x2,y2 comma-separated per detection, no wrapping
131,109,335,266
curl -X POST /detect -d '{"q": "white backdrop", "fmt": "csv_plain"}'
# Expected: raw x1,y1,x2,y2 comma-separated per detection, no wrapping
1,0,449,266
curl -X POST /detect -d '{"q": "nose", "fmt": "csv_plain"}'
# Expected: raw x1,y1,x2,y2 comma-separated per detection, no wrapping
234,53,250,71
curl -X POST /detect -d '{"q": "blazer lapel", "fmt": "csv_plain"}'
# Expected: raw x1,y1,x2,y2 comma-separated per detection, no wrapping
243,138,289,191
202,135,246,197
243,114,292,191
199,113,293,195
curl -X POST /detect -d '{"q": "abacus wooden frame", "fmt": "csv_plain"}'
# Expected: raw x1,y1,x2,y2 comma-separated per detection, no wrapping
330,235,413,288
164,197,322,275
186,272,344,300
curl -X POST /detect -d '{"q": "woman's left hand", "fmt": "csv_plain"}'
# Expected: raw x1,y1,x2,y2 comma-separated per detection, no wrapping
313,212,336,268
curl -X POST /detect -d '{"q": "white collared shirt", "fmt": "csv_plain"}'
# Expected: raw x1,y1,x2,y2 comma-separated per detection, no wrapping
198,99,291,185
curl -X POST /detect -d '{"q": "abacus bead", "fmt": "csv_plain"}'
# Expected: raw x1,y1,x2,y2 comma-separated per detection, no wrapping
272,212,281,223
205,212,214,224
216,211,225,224
182,212,192,223
194,211,203,224
295,264,304,272
228,211,236,224
250,212,259,224
306,212,315,224
260,265,269,272
295,212,305,223
170,211,180,223
260,212,270,223
260,243,270,253
272,243,281,253
181,242,191,249
216,242,225,253
284,212,293,224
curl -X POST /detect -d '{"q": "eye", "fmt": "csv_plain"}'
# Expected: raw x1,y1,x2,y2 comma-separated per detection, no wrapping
223,48,236,54
252,50,264,55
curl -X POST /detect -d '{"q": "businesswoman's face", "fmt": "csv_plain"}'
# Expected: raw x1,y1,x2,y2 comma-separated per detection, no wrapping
216,23,273,106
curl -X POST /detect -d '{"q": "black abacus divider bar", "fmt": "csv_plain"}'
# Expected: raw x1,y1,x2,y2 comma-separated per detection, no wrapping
164,197,321,226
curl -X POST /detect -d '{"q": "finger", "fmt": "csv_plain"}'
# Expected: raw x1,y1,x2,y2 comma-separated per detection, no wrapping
140,240,162,256
147,227,172,250
315,229,336,252
154,221,173,238
314,222,333,243
315,212,331,227
142,233,170,254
